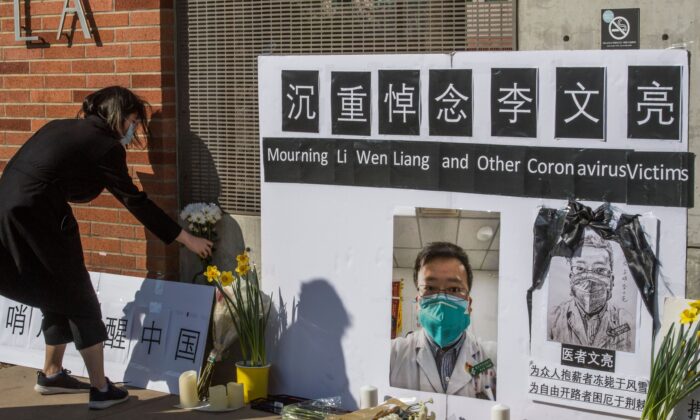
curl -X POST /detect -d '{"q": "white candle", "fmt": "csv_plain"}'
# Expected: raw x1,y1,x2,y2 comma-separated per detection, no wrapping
178,370,199,408
209,385,228,410
359,385,378,409
226,382,244,409
491,403,510,420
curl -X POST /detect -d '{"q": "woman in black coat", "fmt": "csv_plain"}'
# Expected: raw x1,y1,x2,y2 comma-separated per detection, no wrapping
0,86,212,409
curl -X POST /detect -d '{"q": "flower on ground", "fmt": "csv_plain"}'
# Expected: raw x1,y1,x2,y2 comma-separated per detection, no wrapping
690,300,700,311
205,265,221,283
221,271,234,287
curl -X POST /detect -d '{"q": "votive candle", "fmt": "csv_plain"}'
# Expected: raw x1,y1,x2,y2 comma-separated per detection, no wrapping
359,385,378,409
178,370,199,408
226,381,244,409
491,403,510,420
208,385,228,410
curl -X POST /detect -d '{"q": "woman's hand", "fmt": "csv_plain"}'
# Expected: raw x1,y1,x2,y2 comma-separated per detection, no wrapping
176,230,213,259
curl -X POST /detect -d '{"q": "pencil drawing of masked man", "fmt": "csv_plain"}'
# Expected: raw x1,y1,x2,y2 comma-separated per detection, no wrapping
548,231,634,353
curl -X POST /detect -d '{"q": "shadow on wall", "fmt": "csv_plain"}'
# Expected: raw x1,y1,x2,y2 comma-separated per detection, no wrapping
270,279,357,409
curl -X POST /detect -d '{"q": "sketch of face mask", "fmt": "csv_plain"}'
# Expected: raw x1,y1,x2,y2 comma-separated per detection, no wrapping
571,275,610,314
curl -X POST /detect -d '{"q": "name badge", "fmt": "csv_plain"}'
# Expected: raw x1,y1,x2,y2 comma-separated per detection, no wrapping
607,323,631,337
468,359,494,376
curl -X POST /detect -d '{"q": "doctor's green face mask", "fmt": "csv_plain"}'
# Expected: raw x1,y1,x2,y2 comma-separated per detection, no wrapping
418,294,471,348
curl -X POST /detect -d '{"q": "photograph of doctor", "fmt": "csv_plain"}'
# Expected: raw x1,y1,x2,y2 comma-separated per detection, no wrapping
390,242,496,399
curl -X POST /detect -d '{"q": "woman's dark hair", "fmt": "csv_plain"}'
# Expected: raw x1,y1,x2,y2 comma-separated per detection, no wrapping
413,241,473,291
78,86,151,147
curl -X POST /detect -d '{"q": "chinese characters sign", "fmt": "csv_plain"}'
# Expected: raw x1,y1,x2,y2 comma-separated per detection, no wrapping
279,63,683,143
0,273,213,395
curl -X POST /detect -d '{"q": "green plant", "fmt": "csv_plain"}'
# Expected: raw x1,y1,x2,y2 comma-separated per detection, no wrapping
642,300,700,420
206,250,272,367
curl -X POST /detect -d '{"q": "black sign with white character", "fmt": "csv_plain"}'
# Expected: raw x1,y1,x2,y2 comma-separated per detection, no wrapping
379,70,420,135
331,72,371,136
491,68,538,138
627,66,681,140
555,67,605,139
429,70,472,137
282,70,319,133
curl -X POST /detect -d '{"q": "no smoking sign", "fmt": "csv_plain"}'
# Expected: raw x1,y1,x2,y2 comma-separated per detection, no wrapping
601,8,640,49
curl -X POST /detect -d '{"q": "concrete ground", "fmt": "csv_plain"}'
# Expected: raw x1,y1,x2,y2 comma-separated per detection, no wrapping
0,366,279,420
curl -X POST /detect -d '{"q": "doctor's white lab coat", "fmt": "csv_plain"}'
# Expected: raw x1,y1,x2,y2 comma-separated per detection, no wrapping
389,328,497,398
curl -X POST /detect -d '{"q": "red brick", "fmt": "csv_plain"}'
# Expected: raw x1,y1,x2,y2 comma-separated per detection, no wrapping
130,42,173,58
31,1,64,16
114,27,161,42
0,147,19,159
85,44,129,58
71,89,92,103
6,105,45,118
4,75,43,89
0,3,13,16
30,60,72,74
121,239,147,255
0,119,31,131
0,62,29,74
45,75,86,88
118,57,167,73
75,207,121,223
118,210,140,225
5,132,31,145
92,222,135,239
115,0,168,11
91,252,136,269
93,12,130,28
90,194,122,208
3,48,43,60
131,74,173,88
43,46,86,59
31,90,73,103
46,104,80,118
41,16,60,30
31,119,51,131
129,10,170,26
121,269,147,277
0,18,13,32
72,59,115,73
0,91,30,103
78,221,91,234
89,0,115,12
87,74,130,88
83,237,122,253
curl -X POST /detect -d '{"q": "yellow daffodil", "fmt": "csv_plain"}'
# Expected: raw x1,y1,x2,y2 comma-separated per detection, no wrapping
205,265,221,283
236,252,250,267
235,263,250,276
680,307,699,325
690,300,700,310
221,271,234,287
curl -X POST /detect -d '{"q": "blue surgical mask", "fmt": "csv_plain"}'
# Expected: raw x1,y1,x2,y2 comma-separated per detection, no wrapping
120,122,136,146
418,293,471,348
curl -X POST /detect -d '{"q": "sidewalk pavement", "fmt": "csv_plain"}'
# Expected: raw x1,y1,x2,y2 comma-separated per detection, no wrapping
0,366,279,420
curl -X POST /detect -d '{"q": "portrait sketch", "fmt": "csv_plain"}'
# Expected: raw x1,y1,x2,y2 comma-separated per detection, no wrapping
547,229,637,353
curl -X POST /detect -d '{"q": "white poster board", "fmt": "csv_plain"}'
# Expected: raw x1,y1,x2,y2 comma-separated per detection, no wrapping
0,273,213,394
259,50,690,419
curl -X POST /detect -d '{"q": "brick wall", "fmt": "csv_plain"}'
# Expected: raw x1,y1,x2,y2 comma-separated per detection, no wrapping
0,0,179,279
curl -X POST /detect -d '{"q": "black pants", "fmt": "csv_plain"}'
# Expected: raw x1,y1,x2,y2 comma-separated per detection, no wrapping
41,310,108,351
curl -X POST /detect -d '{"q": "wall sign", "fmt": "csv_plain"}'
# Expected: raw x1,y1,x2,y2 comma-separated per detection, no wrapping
13,0,91,42
259,50,690,419
601,8,640,50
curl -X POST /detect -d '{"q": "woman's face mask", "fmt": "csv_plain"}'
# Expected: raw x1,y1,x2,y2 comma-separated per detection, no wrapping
120,122,136,146
418,293,471,348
